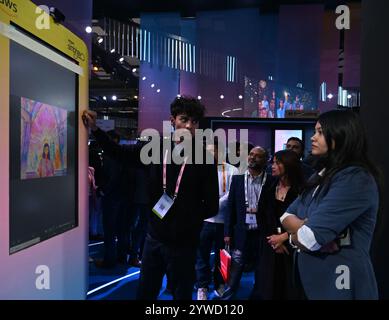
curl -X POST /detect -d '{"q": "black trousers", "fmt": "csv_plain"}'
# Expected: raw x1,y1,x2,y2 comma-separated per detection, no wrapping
137,233,197,300
102,195,129,264
195,222,225,290
228,230,261,292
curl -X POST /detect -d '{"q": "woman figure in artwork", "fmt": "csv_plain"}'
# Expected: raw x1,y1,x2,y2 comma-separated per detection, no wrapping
37,143,55,177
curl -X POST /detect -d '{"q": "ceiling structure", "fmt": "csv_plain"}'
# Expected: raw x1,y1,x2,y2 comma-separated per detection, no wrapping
93,0,359,20
89,0,361,138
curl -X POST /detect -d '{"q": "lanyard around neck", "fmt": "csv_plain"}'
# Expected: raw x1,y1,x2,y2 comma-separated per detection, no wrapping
222,163,226,193
163,149,188,200
244,170,267,208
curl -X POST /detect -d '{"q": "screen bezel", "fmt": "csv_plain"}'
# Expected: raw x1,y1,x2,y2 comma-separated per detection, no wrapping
8,23,79,254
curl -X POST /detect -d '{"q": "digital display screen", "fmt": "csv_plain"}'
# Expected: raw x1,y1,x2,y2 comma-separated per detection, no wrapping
20,97,68,180
274,129,303,153
244,76,315,119
9,34,78,253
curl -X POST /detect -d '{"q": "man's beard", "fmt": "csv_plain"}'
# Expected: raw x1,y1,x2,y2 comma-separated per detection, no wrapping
248,161,263,170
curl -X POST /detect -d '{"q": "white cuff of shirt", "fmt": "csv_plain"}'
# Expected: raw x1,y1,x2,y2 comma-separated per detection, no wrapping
297,225,321,251
280,212,294,224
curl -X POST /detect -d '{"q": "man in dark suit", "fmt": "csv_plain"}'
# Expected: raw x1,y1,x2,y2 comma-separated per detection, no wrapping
286,137,314,180
82,96,219,300
220,146,274,299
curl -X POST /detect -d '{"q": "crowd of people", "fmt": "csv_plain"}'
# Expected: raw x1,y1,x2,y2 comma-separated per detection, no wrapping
83,96,380,300
251,91,304,118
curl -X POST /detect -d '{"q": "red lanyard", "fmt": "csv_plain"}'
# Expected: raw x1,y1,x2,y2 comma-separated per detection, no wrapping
163,150,188,200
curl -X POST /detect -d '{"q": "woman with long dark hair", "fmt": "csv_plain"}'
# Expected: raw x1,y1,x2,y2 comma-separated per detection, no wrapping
251,149,304,299
37,142,54,177
282,110,380,299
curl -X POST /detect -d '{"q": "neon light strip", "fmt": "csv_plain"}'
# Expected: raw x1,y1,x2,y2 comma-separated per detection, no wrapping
87,252,215,296
175,39,178,69
88,241,104,247
87,271,140,296
232,57,235,82
189,44,192,72
228,56,231,82
148,31,151,63
193,45,196,73
144,29,147,62
184,42,187,71
139,29,143,61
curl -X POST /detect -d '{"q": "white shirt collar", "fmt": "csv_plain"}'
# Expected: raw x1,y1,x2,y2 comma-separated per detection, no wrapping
247,170,263,180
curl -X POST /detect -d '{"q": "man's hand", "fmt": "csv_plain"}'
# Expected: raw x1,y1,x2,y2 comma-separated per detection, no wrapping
82,110,98,131
224,236,231,246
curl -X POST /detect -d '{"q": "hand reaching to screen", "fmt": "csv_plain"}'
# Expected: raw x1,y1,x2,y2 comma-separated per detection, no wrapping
82,110,98,131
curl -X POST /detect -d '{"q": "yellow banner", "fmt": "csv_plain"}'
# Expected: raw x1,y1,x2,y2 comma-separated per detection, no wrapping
0,0,88,69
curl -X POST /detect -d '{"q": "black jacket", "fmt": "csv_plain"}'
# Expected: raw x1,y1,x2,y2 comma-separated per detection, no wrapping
93,128,219,248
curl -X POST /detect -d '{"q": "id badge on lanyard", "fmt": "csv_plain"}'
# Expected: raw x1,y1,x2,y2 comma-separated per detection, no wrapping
152,193,174,219
152,150,188,219
245,212,257,224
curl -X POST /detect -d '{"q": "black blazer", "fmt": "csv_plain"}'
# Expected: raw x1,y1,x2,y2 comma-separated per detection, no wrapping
94,128,219,248
224,172,274,251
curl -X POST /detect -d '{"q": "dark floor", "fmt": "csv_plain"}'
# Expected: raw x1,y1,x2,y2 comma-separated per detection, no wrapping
87,241,255,300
